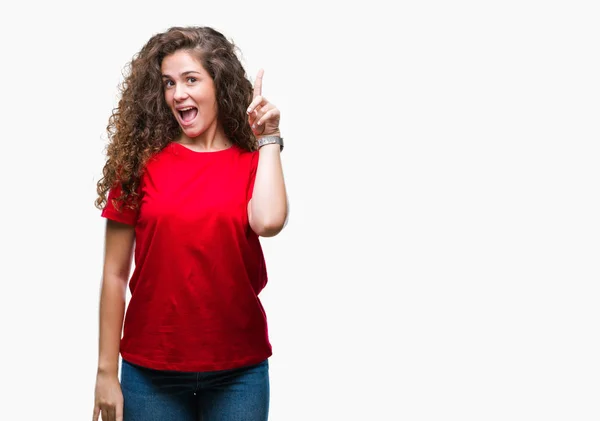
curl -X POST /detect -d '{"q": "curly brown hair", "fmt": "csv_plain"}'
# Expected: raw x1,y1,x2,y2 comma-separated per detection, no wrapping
95,26,257,212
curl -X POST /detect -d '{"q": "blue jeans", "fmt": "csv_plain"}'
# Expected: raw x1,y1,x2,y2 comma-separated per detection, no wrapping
120,358,270,421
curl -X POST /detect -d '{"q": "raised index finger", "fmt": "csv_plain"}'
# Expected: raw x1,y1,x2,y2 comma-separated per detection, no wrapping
253,69,264,99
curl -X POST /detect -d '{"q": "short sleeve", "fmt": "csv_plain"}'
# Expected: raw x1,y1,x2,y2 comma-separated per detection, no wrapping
246,150,259,203
101,182,140,226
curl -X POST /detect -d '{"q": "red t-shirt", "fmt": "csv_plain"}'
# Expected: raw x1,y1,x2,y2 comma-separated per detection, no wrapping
101,142,271,372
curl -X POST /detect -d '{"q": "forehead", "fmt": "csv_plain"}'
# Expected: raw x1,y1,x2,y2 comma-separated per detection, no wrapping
161,50,206,75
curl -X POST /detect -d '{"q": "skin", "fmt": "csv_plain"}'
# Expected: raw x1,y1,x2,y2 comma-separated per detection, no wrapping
93,220,134,421
160,50,230,152
246,68,288,236
93,49,288,421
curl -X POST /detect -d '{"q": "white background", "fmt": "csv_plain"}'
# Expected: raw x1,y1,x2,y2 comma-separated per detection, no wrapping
0,0,598,420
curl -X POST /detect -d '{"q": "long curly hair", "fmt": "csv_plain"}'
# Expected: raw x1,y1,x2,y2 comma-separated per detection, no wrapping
95,26,257,212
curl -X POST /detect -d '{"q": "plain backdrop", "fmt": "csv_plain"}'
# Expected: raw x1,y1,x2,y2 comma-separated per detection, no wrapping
0,0,598,420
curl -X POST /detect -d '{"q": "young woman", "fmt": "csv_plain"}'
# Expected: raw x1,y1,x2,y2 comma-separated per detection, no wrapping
93,26,288,421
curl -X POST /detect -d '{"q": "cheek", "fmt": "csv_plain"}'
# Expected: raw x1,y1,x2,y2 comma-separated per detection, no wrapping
164,94,177,115
198,86,217,104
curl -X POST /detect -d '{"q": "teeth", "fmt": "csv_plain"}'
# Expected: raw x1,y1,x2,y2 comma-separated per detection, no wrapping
179,107,195,111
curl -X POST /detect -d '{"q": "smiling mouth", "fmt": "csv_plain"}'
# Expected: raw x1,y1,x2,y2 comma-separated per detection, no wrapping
178,107,198,123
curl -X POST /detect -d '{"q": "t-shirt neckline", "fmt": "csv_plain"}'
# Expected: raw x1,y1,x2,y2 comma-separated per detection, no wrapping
170,142,237,155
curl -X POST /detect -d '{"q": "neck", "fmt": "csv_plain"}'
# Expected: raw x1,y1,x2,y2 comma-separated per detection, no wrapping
176,122,231,152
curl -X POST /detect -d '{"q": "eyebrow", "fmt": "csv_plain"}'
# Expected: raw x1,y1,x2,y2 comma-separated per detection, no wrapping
161,71,201,79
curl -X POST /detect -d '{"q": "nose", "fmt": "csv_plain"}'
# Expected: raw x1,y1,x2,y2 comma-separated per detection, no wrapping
173,83,189,101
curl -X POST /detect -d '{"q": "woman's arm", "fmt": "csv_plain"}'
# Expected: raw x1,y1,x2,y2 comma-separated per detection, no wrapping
93,219,134,420
97,219,135,376
245,70,288,237
248,142,288,237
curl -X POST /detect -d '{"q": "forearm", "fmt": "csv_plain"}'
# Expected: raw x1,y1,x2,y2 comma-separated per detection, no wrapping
97,275,127,377
250,143,288,236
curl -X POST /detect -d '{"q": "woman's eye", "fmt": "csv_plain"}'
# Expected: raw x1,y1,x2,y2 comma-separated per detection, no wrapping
164,80,174,87
187,77,197,83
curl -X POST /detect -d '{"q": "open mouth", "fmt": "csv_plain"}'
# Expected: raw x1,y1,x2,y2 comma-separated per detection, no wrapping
178,106,198,124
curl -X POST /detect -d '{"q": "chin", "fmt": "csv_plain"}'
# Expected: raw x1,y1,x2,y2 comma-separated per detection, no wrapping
182,127,203,138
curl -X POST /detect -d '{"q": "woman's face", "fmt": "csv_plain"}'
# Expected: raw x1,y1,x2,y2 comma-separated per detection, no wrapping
161,50,219,139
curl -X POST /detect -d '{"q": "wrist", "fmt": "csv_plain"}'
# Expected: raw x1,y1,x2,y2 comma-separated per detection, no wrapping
257,131,281,139
257,134,284,152
97,360,119,376
258,143,281,153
